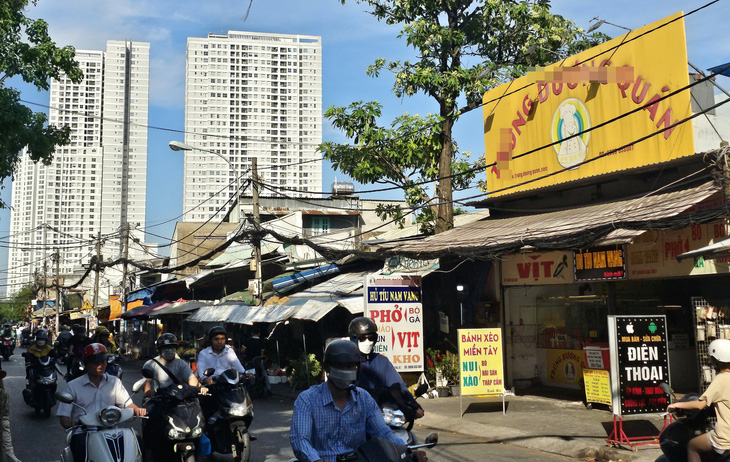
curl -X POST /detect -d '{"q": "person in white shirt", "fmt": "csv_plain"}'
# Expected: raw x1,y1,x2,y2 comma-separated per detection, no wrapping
57,343,145,462
196,326,245,385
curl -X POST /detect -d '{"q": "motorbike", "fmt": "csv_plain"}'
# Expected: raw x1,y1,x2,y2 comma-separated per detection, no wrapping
22,353,59,417
65,355,85,382
139,368,204,462
1,335,14,360
55,380,146,462
656,382,730,462
291,433,438,462
20,331,32,348
201,368,254,462
106,354,123,379
374,383,429,446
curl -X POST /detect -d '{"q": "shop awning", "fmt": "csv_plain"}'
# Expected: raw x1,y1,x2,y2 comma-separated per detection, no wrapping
126,287,154,303
272,263,341,291
373,181,727,259
677,237,730,261
120,300,173,319
148,300,209,317
185,301,244,323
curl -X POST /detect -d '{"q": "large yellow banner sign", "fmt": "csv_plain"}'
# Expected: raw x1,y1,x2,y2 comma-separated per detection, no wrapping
483,12,693,197
458,328,504,395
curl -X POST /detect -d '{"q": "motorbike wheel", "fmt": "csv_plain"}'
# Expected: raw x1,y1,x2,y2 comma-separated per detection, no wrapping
43,407,51,418
232,430,251,462
182,452,197,462
2,354,8,361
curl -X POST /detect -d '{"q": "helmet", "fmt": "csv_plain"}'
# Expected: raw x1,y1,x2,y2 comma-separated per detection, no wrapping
82,343,108,364
348,317,377,338
156,333,179,349
96,326,110,336
71,324,85,335
208,326,226,340
35,330,49,340
709,339,730,363
324,339,360,367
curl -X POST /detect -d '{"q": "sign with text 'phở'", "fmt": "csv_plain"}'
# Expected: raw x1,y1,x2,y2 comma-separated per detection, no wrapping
365,274,424,372
458,328,504,395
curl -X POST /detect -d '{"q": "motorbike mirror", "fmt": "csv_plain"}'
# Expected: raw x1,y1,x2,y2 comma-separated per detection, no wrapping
132,377,147,394
55,391,74,404
659,382,674,395
414,383,429,397
203,367,215,377
424,433,438,448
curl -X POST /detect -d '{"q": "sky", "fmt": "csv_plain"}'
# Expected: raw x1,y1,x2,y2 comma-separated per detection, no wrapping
1,0,729,283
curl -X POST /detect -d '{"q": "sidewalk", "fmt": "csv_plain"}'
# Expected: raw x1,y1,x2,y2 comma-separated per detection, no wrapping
271,383,664,461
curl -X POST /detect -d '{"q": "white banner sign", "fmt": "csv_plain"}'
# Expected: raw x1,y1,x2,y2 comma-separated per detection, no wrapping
364,274,424,372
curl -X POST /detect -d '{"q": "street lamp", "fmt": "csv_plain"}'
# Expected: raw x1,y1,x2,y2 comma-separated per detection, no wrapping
456,284,468,325
168,140,240,222
587,17,632,34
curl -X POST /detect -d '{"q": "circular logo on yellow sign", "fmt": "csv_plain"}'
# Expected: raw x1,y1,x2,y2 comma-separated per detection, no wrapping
551,98,591,169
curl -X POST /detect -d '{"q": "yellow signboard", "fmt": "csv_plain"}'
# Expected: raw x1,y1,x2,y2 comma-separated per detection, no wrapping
458,328,504,395
583,368,612,406
82,300,93,311
546,349,586,385
483,12,693,197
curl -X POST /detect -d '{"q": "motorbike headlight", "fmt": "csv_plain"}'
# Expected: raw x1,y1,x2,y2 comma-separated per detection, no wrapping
168,428,186,440
39,376,56,385
382,408,406,428
99,408,122,427
228,403,249,417
191,427,203,437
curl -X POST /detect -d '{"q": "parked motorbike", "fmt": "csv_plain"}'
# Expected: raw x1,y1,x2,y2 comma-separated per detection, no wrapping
139,368,204,462
22,353,58,417
55,380,146,462
1,335,14,360
201,368,254,462
656,382,730,462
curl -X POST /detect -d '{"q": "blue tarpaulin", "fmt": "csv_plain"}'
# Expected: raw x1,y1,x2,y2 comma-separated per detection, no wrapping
709,62,730,78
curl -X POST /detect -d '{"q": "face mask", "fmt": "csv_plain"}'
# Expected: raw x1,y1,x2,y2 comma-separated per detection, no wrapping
161,348,176,361
358,339,374,355
36,340,46,347
328,367,358,390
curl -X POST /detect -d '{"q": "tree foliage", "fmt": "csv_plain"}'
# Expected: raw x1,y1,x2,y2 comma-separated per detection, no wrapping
0,284,34,322
322,0,607,233
0,0,82,206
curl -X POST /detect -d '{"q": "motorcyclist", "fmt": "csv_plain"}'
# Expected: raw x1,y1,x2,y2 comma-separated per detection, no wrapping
25,330,55,387
290,339,427,462
66,324,90,377
143,333,204,396
667,339,730,461
91,326,118,354
348,317,425,423
57,343,146,462
55,325,72,358
0,324,15,356
196,326,245,385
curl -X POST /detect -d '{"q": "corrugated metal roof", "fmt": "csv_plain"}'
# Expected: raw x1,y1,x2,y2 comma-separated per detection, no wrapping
377,181,726,259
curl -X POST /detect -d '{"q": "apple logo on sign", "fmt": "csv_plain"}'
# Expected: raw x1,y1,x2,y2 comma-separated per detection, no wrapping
626,323,634,334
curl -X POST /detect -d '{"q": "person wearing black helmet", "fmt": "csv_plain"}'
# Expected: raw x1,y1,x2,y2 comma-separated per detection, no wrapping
196,326,245,386
143,333,205,397
25,329,55,387
348,316,424,423
290,339,428,462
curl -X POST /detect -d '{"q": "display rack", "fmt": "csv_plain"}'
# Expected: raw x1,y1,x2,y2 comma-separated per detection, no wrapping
691,296,730,394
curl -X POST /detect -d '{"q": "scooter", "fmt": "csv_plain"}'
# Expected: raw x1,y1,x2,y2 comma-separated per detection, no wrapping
1,335,14,360
55,380,146,462
201,368,254,462
65,355,85,382
139,368,204,462
106,354,123,379
376,383,429,445
290,433,438,462
243,356,267,399
656,383,730,462
21,354,58,417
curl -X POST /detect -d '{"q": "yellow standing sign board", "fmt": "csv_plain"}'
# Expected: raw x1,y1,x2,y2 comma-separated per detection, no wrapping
458,328,504,395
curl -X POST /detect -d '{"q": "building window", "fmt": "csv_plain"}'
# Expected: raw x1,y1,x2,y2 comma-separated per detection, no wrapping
311,216,330,236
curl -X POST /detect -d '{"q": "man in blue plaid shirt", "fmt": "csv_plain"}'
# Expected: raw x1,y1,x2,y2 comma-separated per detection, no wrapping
290,339,427,462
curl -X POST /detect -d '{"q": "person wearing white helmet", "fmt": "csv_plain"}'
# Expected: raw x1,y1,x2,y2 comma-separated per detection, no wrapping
667,339,730,461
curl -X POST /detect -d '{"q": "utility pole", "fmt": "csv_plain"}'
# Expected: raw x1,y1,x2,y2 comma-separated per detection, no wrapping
93,231,102,313
252,157,262,306
121,223,129,335
41,225,48,327
54,249,61,335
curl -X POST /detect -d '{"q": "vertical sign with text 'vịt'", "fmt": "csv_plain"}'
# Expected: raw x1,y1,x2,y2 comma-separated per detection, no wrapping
365,274,424,373
608,315,670,416
458,328,504,395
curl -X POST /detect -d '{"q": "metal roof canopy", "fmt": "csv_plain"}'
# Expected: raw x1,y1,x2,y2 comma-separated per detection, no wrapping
377,181,727,259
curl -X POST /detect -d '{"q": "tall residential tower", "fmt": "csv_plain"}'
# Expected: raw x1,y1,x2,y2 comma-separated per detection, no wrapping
182,31,322,222
7,40,150,297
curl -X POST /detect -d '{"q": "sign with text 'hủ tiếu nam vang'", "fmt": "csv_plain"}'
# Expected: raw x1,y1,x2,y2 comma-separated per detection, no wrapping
483,12,693,198
458,328,504,395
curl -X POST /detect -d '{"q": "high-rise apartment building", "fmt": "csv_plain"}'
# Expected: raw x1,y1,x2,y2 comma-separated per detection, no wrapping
7,40,150,297
182,31,322,222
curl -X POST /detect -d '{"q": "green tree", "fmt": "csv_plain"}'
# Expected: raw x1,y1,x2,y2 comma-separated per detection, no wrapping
0,0,82,207
322,0,607,233
0,284,34,322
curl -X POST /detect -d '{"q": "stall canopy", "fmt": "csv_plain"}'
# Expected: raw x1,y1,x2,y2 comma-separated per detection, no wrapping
120,300,173,319
148,300,209,318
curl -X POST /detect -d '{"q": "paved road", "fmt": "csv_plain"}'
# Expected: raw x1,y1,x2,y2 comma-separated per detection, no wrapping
3,349,573,461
